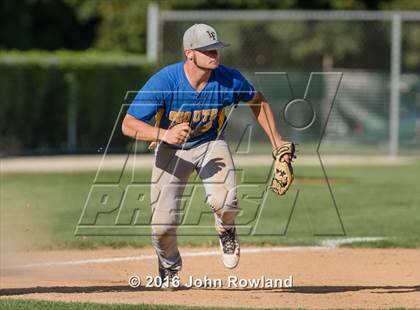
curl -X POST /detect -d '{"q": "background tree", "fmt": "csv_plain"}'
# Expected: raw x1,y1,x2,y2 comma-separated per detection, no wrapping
1,0,418,70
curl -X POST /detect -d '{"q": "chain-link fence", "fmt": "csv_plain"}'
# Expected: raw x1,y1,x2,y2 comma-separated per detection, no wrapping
150,7,420,155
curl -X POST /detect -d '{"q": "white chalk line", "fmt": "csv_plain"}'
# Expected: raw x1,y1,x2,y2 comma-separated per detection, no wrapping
1,237,390,270
3,246,326,270
320,236,390,248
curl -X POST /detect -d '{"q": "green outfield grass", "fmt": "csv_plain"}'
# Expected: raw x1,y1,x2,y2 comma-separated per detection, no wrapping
0,299,416,310
1,163,419,250
228,141,419,156
0,299,297,310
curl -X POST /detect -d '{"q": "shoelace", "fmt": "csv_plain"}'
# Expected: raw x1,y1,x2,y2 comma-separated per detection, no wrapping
220,228,238,254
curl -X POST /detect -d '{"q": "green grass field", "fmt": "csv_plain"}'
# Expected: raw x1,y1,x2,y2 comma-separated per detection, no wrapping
228,141,419,156
0,299,284,310
0,299,417,310
1,162,419,250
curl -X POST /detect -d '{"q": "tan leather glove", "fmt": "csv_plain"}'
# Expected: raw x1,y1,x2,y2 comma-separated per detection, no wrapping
271,142,296,196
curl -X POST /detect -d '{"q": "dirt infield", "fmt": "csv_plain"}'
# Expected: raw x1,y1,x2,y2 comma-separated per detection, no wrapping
1,247,419,309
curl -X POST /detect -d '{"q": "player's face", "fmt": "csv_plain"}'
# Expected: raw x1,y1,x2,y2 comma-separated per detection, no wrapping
193,49,219,70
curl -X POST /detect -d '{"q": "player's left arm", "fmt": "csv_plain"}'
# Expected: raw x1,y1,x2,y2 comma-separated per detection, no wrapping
246,91,290,161
245,90,295,195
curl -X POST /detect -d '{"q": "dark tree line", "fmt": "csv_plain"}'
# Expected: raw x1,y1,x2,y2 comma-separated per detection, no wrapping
1,0,419,53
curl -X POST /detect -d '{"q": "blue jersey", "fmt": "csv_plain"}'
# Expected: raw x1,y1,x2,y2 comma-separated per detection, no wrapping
127,61,255,149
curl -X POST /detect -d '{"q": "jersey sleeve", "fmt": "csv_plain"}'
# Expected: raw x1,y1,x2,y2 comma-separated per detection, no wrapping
232,70,256,103
127,72,167,124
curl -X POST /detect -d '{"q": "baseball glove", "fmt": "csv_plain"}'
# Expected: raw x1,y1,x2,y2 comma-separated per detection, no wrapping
271,142,296,196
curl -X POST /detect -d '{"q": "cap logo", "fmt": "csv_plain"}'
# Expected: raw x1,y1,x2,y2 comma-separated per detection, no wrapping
206,31,216,40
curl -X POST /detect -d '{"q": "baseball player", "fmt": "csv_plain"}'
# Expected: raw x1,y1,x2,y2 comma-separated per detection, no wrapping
122,24,295,288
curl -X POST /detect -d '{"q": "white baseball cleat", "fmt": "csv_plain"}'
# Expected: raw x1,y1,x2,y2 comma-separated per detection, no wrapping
218,227,240,269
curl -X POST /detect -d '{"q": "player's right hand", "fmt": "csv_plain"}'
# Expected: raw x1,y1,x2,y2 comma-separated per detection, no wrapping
163,122,192,144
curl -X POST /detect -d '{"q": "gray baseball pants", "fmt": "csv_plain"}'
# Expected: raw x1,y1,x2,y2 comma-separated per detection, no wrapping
150,138,238,271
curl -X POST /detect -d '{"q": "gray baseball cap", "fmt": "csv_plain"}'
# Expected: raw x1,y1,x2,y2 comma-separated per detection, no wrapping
183,24,229,51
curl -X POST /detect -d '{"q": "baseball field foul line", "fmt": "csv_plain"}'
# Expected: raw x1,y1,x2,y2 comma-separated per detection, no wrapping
4,246,326,270
2,237,389,270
